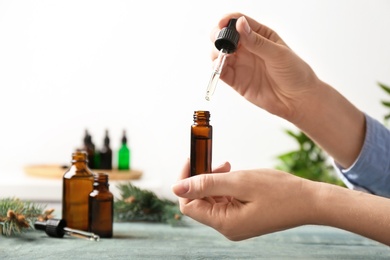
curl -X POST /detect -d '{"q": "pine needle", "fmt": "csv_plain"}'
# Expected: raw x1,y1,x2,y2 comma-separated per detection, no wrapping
0,197,49,237
114,183,183,226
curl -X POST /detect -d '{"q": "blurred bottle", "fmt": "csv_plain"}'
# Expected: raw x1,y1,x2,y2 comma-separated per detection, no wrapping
118,130,130,170
89,172,113,238
62,151,96,231
83,129,96,169
100,130,112,170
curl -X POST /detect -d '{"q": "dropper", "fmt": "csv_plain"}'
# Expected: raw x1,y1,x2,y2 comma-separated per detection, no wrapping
34,218,100,241
205,18,240,101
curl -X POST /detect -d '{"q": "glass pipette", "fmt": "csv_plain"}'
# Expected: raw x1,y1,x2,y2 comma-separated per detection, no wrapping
205,49,228,101
63,226,100,241
205,18,240,101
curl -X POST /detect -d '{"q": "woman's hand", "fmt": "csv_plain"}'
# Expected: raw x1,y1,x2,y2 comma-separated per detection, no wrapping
173,160,390,245
211,13,321,122
172,160,318,241
211,13,366,168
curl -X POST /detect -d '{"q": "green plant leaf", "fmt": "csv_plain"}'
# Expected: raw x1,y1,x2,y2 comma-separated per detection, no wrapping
285,129,300,140
274,128,345,187
381,101,390,107
378,82,390,95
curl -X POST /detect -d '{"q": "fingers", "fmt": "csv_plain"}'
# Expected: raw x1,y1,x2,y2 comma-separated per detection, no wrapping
177,197,221,228
210,13,288,62
217,12,246,31
173,160,231,196
174,159,191,200
211,162,232,202
209,12,244,61
236,16,288,61
172,171,249,201
212,161,231,173
178,160,230,180
209,12,244,43
178,158,190,181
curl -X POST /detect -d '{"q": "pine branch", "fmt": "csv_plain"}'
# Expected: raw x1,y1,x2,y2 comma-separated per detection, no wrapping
0,197,54,237
114,183,183,226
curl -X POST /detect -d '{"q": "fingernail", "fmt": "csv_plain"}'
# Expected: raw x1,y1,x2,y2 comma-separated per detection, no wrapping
242,16,251,34
172,179,189,196
216,162,227,168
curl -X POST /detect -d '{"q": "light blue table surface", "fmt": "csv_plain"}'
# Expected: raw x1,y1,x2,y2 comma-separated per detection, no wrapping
1,217,389,259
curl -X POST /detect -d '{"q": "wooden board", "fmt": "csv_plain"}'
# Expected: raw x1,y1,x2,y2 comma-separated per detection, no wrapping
24,164,142,180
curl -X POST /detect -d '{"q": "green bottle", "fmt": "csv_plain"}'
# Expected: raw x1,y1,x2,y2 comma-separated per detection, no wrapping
118,130,130,170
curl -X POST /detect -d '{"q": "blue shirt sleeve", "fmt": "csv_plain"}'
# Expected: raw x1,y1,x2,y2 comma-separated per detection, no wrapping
333,114,390,197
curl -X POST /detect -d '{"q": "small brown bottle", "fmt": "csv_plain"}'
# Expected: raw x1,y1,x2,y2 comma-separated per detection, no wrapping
190,110,212,176
100,130,112,170
89,173,113,238
62,151,96,231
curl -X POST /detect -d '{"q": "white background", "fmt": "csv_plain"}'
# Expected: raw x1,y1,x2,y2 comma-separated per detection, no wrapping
1,0,390,200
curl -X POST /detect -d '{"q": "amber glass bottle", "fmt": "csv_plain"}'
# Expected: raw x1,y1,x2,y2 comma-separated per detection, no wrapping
190,110,212,176
89,173,113,238
62,151,96,231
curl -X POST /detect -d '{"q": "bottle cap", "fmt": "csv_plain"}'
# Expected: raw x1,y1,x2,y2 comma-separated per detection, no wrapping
215,18,240,53
34,219,66,238
94,172,109,186
121,130,127,145
104,129,110,146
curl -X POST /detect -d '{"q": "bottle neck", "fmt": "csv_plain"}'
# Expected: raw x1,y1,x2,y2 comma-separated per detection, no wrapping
94,173,110,191
94,182,109,191
70,151,90,170
194,119,209,126
193,111,210,126
72,161,89,169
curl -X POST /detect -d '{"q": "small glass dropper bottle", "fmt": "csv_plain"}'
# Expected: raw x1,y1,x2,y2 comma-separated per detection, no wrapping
205,18,240,101
89,173,114,238
190,111,212,176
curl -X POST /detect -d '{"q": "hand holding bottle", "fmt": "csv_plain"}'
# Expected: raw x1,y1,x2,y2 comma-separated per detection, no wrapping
172,159,316,240
172,160,390,245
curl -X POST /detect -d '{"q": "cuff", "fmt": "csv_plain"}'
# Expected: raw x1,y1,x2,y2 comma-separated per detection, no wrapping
334,114,390,197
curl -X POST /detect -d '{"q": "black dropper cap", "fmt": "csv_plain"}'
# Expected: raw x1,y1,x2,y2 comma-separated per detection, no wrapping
104,129,110,146
215,18,240,54
83,129,90,146
121,130,127,145
34,219,66,238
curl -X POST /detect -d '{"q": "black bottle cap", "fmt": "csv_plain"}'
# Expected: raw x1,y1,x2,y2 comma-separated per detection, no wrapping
34,219,66,238
121,130,127,145
104,129,110,146
215,18,240,54
83,129,91,145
